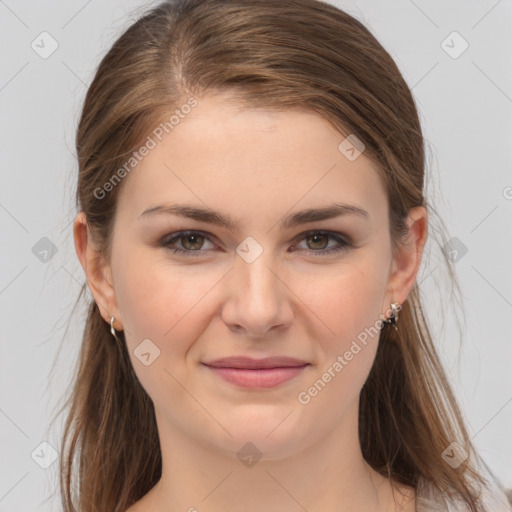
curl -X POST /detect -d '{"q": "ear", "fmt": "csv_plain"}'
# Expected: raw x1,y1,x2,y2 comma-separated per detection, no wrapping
383,206,428,311
73,212,123,331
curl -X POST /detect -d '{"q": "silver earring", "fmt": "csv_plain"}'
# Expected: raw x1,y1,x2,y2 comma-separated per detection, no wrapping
383,302,401,331
110,316,119,340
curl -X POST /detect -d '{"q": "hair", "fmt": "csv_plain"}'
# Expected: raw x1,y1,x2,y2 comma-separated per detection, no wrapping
56,0,501,511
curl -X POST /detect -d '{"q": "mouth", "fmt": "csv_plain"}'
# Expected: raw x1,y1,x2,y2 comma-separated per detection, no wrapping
202,356,310,389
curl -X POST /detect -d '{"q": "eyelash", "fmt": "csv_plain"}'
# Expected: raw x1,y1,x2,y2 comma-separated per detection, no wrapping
160,230,352,258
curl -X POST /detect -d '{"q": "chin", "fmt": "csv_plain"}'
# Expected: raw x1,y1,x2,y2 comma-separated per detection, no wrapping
205,414,308,460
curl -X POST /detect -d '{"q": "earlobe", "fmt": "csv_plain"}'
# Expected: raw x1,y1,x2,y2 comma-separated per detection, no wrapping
73,212,122,329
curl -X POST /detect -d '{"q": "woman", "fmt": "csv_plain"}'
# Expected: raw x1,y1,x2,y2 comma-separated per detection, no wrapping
60,0,511,511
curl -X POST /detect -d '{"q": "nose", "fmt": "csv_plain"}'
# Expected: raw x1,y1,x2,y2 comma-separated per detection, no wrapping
220,250,294,339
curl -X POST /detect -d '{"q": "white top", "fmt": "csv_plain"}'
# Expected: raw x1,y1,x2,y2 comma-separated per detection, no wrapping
416,475,512,512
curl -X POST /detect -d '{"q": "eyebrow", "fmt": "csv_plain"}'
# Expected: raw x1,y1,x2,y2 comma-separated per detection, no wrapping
138,202,369,230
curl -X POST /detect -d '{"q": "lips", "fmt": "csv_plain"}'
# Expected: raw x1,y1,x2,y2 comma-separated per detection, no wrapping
203,356,309,369
202,356,310,389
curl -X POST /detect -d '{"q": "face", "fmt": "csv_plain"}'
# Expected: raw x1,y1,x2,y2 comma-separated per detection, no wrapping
82,92,421,460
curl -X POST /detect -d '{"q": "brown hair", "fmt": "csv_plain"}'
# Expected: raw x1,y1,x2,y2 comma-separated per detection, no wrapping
57,0,497,510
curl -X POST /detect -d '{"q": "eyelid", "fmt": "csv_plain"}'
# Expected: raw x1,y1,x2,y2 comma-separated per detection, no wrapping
291,229,351,244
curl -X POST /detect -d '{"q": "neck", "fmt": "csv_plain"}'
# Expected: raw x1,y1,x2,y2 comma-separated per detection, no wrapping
144,400,402,512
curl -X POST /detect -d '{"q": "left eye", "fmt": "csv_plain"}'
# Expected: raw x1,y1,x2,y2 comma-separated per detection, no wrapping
292,231,350,255
161,230,351,257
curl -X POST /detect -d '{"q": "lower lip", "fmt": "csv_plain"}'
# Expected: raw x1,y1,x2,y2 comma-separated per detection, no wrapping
204,364,308,389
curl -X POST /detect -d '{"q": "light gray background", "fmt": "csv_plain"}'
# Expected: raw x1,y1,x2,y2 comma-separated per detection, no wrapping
1,1,511,511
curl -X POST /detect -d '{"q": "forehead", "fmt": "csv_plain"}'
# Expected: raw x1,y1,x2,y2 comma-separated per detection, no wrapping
116,93,387,227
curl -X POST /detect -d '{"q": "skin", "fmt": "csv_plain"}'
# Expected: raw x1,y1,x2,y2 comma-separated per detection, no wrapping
74,91,426,512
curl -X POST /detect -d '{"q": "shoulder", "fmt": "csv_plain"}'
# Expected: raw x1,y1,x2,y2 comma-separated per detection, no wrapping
415,475,512,512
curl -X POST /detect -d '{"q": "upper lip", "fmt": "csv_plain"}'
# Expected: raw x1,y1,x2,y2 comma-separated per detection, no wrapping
203,356,309,369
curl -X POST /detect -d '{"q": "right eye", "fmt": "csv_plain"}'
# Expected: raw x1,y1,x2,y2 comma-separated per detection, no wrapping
160,230,218,257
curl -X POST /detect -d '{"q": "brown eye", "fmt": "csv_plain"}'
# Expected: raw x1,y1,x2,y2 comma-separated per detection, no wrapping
292,231,352,256
161,231,216,257
181,233,205,250
305,233,329,250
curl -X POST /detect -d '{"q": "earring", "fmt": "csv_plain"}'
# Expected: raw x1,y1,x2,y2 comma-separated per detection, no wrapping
382,302,401,331
110,316,119,341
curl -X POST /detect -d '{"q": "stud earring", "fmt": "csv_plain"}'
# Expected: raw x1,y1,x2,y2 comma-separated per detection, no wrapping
382,302,401,331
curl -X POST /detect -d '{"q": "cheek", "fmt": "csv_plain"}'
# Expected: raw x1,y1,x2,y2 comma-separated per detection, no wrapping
299,260,387,344
112,249,223,350
289,278,385,433
114,245,387,353
111,250,226,404
296,260,387,391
